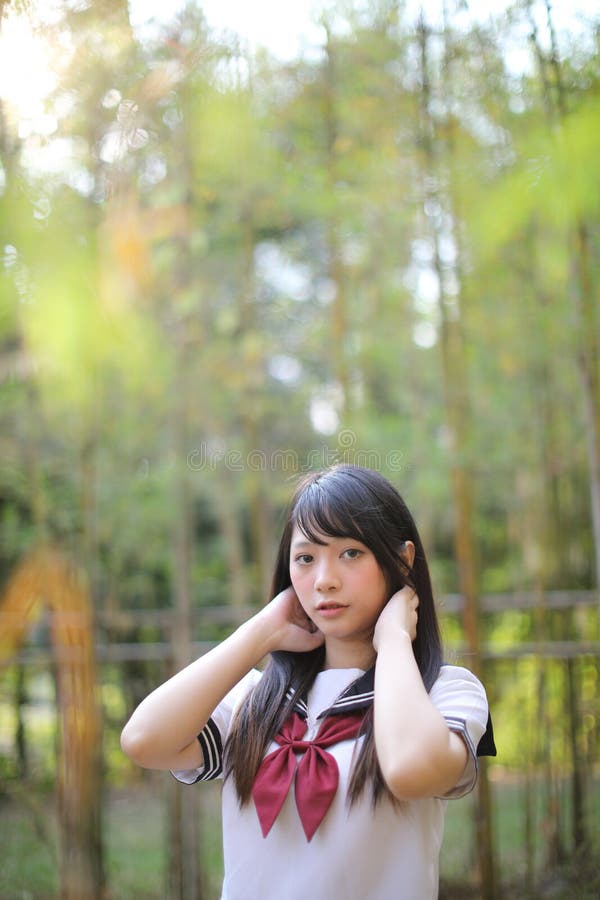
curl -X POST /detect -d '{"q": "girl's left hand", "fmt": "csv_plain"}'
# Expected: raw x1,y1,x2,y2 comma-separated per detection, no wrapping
373,586,419,651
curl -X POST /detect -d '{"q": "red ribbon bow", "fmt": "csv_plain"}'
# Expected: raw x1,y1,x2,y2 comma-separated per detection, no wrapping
252,711,364,841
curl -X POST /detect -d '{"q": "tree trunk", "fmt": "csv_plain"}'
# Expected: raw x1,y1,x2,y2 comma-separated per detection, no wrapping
167,321,202,900
238,212,274,603
528,4,596,851
566,657,586,850
524,750,535,894
167,782,202,900
54,412,104,900
165,65,203,892
528,0,600,612
417,16,497,898
571,223,600,608
213,465,250,609
14,663,28,778
242,412,274,604
324,23,350,418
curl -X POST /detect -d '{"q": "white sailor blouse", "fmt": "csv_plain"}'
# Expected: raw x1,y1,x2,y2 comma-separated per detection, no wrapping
173,664,495,900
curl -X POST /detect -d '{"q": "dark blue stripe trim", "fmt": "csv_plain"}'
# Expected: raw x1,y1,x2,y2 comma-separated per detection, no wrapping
195,717,223,780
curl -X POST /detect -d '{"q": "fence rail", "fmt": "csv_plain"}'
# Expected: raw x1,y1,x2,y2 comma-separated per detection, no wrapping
2,590,598,666
1,589,598,629
8,639,600,666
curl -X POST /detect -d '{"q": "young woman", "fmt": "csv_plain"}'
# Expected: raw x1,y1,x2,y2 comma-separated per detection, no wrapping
121,464,495,899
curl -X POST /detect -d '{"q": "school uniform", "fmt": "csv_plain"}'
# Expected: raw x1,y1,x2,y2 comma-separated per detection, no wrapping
173,664,492,900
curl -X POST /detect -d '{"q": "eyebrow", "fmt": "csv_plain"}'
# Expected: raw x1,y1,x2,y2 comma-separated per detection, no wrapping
291,536,366,551
291,539,328,550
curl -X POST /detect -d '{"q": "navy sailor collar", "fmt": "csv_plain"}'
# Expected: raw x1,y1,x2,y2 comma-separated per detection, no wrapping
286,665,496,758
287,667,376,722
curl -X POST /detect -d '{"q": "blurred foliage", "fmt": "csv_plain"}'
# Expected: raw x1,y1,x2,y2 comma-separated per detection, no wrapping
0,2,599,891
0,0,597,658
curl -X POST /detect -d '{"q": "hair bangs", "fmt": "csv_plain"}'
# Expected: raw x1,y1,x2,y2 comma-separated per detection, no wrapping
292,479,369,547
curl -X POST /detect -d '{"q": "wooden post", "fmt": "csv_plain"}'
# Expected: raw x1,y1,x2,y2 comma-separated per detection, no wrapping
0,549,105,900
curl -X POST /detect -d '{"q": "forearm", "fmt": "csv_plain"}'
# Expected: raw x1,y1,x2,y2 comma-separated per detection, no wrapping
121,615,272,770
374,629,466,799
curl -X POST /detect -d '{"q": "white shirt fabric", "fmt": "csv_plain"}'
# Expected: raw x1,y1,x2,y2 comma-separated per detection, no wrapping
173,664,489,900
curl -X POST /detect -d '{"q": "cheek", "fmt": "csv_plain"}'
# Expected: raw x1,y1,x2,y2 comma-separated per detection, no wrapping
290,569,312,614
370,568,389,607
289,565,307,595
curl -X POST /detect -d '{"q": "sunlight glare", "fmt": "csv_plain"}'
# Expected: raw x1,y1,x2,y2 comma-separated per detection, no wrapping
0,14,57,125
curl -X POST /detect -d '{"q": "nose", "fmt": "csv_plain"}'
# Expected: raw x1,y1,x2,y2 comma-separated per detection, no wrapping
314,560,341,592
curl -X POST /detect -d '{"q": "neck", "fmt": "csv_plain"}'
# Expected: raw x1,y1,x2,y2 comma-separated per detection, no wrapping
323,637,376,671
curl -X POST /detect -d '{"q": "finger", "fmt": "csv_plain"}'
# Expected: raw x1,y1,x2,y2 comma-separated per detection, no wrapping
294,608,320,635
296,627,325,651
297,616,317,634
397,585,418,604
404,588,418,608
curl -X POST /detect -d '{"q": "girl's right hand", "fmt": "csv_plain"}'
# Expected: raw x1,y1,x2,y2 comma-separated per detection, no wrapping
257,586,325,654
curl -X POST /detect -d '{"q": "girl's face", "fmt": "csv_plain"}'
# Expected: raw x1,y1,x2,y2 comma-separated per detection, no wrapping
289,524,390,649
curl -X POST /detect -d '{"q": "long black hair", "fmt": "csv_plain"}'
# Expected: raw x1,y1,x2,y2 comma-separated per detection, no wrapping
225,464,443,805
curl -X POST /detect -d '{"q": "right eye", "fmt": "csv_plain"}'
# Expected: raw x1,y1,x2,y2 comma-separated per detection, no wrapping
295,554,313,564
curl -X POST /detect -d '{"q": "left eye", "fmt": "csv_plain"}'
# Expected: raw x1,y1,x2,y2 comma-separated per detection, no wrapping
343,549,361,559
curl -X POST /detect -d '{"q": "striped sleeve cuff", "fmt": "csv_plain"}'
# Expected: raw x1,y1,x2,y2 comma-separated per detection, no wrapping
196,717,223,779
442,715,478,799
171,717,224,785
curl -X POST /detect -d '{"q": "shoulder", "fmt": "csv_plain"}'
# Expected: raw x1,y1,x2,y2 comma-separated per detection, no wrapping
429,664,489,735
204,668,264,734
233,667,263,693
431,664,487,697
224,668,263,711
430,665,491,798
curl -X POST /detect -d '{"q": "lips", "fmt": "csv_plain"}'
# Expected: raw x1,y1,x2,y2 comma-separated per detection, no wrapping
315,602,348,616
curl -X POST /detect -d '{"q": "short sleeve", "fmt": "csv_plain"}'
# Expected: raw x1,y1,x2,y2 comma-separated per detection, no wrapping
171,668,262,785
429,665,489,799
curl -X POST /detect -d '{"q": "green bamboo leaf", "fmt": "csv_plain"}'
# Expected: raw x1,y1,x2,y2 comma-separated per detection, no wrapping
471,97,600,257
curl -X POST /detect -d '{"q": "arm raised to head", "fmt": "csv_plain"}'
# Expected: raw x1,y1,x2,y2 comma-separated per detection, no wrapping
120,587,324,772
372,588,468,800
